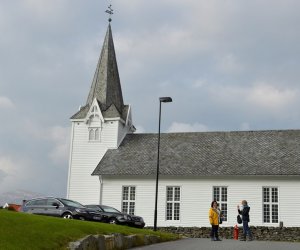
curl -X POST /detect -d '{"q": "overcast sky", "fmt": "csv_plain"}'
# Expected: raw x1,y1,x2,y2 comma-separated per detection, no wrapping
1,0,300,200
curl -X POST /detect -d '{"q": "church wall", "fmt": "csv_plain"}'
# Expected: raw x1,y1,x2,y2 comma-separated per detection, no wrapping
101,120,119,148
100,176,300,228
67,119,122,204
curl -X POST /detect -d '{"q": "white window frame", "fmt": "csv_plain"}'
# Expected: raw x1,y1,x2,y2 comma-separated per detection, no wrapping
122,186,136,215
166,186,181,221
87,105,102,142
213,186,228,222
263,187,279,224
88,127,101,141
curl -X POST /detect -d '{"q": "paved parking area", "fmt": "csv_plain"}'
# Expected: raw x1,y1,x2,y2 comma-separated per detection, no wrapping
131,238,300,250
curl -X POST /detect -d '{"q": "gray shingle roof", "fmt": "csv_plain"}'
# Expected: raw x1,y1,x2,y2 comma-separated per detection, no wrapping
71,23,126,120
86,23,124,113
92,130,300,176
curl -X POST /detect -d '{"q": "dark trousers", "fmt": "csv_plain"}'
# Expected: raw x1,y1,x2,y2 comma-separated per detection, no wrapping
210,225,219,239
242,221,252,237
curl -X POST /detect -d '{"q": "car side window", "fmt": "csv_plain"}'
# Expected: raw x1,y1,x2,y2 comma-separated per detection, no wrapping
35,199,47,206
25,200,34,206
26,199,46,206
26,200,43,207
88,205,102,212
46,199,59,206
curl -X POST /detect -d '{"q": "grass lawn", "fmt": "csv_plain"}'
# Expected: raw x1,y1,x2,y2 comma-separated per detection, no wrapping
0,209,178,250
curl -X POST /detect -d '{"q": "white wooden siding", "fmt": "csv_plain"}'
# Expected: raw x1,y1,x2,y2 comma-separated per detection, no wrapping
67,119,128,204
101,176,300,227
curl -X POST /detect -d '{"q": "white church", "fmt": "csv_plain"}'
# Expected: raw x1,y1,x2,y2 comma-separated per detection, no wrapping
67,21,300,228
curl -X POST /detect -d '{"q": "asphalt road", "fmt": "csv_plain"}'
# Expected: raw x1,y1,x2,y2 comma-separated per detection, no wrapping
130,238,300,250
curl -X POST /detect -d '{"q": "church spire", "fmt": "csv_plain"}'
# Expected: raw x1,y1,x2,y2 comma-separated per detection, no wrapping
86,22,124,114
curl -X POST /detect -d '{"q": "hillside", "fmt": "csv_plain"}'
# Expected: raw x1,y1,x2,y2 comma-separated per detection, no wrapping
0,209,177,249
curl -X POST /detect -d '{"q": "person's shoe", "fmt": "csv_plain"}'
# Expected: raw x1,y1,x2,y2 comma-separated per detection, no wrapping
211,237,215,241
248,237,253,241
215,238,222,241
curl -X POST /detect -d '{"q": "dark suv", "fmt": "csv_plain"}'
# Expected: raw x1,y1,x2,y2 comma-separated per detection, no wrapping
22,197,102,221
85,204,145,228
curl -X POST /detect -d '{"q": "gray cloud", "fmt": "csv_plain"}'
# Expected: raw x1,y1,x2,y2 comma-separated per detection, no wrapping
0,96,14,109
0,168,7,183
1,0,300,198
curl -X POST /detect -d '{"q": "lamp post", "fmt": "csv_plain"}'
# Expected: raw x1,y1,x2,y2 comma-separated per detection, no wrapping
154,96,172,231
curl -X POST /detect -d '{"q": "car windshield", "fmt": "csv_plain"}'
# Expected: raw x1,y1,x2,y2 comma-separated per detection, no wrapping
59,198,85,208
102,206,121,213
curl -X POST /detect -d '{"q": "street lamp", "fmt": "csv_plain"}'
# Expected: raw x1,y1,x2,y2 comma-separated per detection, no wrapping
154,96,172,231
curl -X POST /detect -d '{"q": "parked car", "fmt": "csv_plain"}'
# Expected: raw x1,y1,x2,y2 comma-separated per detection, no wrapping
85,204,145,228
22,197,102,222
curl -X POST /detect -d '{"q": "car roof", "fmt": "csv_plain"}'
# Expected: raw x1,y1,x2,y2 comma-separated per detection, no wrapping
25,197,57,202
88,204,113,208
24,197,82,205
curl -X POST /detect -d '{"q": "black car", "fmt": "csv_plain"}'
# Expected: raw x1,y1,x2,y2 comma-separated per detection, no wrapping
22,197,102,222
85,204,145,228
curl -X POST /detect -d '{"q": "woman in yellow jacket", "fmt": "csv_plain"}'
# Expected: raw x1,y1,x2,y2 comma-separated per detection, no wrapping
209,200,222,241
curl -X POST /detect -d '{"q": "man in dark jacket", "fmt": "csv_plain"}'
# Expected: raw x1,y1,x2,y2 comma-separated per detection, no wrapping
237,200,253,241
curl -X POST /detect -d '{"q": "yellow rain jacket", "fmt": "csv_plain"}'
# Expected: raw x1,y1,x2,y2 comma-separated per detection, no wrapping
209,208,219,225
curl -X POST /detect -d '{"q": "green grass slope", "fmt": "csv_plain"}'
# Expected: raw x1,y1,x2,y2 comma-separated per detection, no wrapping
0,210,178,250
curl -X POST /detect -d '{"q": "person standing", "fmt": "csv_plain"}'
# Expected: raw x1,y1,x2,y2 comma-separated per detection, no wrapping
209,200,222,241
237,200,253,241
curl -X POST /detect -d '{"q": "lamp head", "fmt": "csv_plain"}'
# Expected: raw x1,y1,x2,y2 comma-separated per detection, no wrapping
159,97,172,103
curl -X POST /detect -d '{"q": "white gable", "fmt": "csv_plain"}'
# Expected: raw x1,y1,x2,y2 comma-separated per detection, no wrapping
85,98,104,125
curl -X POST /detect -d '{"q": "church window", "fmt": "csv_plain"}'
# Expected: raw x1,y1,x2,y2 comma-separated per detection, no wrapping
166,186,180,221
263,187,278,223
88,128,101,141
213,186,228,222
122,186,135,215
89,129,95,141
87,104,102,141
95,128,100,140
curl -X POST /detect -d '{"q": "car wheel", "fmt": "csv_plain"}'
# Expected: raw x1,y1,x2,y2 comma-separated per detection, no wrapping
62,213,73,219
109,218,117,224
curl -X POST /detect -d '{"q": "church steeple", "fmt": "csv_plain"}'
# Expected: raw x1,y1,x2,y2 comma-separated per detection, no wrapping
67,7,135,205
71,21,128,121
86,23,124,114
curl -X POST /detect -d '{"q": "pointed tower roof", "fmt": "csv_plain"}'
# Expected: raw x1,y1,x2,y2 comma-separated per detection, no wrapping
86,23,124,113
71,23,127,120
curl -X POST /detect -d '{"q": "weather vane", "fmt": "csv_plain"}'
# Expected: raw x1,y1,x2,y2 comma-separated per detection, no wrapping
105,4,113,22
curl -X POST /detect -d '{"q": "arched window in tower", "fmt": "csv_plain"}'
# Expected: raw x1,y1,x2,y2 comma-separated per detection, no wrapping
95,128,100,140
89,129,95,141
88,127,102,141
87,104,102,142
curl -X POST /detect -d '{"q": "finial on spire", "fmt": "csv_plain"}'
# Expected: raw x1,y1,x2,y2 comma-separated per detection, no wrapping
105,4,113,22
